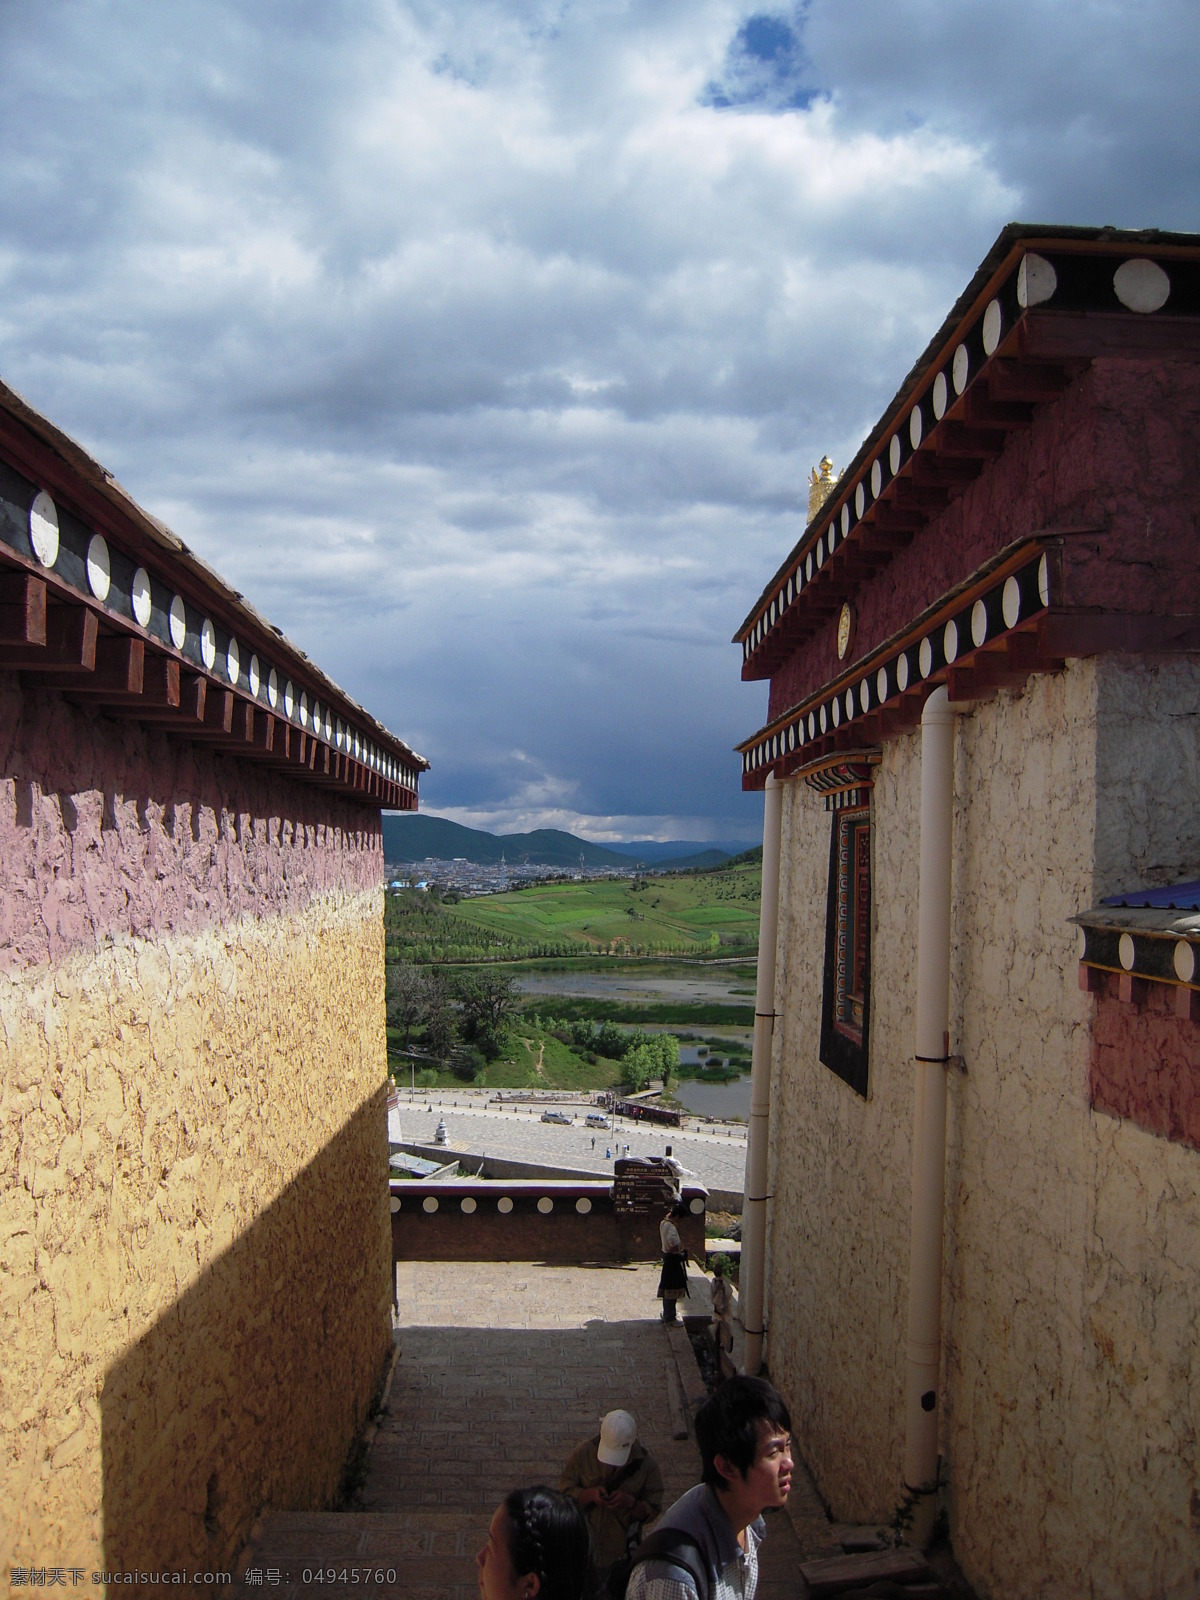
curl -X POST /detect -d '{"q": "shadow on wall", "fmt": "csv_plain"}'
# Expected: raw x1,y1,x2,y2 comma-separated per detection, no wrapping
99,1093,393,1583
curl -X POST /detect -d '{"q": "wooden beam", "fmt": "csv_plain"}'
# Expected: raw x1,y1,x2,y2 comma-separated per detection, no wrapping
871,502,924,534
985,358,1076,403
249,711,276,755
961,390,1035,429
1017,310,1200,363
908,453,981,489
60,635,145,696
205,687,234,735
139,671,206,725
857,526,913,554
892,480,950,513
102,654,184,717
0,573,47,646
934,421,1006,458
0,605,97,672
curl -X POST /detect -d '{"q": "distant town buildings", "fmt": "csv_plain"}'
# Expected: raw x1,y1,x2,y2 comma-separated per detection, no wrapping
388,855,642,896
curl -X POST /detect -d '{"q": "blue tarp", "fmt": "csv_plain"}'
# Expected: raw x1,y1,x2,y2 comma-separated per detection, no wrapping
1101,880,1200,910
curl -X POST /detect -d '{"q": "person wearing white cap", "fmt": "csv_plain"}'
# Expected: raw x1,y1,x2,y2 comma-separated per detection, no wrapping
558,1408,664,1571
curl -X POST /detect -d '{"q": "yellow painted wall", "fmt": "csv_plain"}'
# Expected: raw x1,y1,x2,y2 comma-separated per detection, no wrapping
766,659,1200,1599
0,887,392,1585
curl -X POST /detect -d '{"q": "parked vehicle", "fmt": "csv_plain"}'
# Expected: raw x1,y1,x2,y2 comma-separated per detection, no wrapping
541,1109,573,1125
585,1112,610,1129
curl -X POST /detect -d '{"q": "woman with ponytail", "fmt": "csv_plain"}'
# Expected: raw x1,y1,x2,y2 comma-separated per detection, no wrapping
477,1485,595,1600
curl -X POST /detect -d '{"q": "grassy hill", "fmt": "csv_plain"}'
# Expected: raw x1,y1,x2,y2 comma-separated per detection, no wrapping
383,814,636,869
385,859,762,962
382,814,740,872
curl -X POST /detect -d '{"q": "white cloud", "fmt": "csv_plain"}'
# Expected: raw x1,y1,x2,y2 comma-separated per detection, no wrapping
0,0,1195,838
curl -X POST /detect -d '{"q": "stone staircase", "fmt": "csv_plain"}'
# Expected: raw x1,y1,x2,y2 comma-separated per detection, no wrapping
226,1263,963,1600
229,1266,712,1598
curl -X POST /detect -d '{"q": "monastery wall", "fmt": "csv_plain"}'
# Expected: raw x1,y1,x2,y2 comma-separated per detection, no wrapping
767,657,1200,1600
0,674,393,1583
767,358,1200,722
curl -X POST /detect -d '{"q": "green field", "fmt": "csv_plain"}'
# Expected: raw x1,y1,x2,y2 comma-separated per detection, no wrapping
385,862,761,964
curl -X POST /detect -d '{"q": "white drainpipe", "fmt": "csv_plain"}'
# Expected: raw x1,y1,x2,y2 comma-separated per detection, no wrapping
902,685,955,1545
741,772,784,1376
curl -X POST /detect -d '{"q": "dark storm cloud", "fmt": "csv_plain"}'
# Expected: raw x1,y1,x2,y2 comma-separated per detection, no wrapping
0,1,1195,840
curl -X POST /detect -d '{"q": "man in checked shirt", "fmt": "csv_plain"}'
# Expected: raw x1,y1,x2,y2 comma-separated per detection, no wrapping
624,1376,793,1600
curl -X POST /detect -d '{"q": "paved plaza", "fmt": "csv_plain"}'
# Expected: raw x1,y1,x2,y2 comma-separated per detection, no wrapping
394,1089,750,1198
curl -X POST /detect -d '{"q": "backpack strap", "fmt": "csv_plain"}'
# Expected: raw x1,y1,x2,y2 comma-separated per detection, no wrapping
626,1527,709,1600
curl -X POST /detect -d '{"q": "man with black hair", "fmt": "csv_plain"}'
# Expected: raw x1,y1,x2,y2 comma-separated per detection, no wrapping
624,1376,793,1600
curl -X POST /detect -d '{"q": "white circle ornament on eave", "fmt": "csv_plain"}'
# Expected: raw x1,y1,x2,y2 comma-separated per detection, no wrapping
982,300,1003,356
1113,259,1170,314
86,534,111,601
1174,941,1195,984
132,568,152,628
1017,253,1058,308
169,595,188,650
29,491,59,567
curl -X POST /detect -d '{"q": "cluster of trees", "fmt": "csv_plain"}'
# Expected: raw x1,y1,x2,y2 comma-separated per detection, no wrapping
385,961,520,1078
527,1013,680,1091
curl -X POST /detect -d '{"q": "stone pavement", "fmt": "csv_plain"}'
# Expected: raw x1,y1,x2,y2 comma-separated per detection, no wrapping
394,1090,749,1197
232,1262,830,1599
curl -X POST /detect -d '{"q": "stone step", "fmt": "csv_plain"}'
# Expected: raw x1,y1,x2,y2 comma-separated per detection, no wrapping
229,1509,487,1600
799,1545,934,1596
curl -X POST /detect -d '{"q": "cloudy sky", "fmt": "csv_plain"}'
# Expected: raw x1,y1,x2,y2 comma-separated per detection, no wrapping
2,2,1197,844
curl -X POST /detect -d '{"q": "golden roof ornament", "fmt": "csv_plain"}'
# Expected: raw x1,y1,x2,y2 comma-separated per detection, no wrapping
807,455,838,521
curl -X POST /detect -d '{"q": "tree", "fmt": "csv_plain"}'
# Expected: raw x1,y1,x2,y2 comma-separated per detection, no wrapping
620,1043,656,1092
456,970,519,1060
424,972,457,1061
651,1032,680,1091
386,961,434,1047
620,1034,679,1093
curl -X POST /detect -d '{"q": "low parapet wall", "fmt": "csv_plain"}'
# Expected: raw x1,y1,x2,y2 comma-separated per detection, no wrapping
393,1141,742,1214
395,1141,602,1184
390,1180,707,1263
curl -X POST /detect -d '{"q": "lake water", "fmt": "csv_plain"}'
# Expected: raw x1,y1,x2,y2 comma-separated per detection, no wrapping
672,1075,752,1121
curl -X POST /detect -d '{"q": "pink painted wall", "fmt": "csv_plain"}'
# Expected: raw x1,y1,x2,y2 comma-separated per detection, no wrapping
0,673,384,972
768,358,1200,721
1090,979,1200,1151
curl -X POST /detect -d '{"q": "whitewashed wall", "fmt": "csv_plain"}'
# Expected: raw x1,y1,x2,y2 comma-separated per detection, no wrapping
765,658,1200,1600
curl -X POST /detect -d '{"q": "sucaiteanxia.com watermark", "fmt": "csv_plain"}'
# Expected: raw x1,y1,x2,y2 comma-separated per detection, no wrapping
8,1572,233,1588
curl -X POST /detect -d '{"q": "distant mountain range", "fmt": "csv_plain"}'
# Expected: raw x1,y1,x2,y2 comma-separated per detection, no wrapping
381,814,754,872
